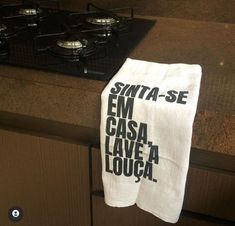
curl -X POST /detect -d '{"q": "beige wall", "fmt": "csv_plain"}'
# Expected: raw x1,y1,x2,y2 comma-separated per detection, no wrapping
0,0,234,23
60,0,235,23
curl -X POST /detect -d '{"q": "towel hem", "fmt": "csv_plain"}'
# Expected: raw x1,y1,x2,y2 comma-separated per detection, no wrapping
105,199,136,208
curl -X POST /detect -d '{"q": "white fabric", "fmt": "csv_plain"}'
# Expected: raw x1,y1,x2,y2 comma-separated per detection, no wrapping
100,58,202,223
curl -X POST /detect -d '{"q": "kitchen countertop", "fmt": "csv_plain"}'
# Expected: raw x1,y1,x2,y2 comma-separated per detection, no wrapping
0,17,234,168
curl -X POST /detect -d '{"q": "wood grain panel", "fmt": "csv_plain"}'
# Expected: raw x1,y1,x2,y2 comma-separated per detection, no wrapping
91,147,235,221
60,0,235,23
91,148,103,191
92,196,228,226
0,129,91,226
184,166,235,221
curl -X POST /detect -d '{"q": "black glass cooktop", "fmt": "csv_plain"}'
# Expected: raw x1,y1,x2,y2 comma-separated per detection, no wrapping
0,1,155,81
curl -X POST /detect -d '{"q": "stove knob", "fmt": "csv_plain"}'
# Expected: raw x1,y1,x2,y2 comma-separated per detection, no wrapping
8,207,23,222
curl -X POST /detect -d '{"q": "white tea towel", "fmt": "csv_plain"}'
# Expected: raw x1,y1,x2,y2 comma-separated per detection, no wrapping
100,58,202,223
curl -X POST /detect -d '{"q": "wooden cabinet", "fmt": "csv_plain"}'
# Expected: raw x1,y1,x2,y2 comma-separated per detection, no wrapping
0,129,91,226
91,147,235,225
1,128,234,226
92,196,224,226
184,167,235,221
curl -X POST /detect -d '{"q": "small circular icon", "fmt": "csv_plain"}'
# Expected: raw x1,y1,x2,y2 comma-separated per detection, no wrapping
12,209,20,217
8,207,23,222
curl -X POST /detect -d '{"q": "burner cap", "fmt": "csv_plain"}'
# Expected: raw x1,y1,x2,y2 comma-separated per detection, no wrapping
0,39,9,58
49,35,96,61
0,23,16,39
86,17,117,25
57,40,87,49
19,8,40,16
0,24,7,32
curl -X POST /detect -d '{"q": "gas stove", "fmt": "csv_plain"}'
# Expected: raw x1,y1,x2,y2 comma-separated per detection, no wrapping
0,1,155,81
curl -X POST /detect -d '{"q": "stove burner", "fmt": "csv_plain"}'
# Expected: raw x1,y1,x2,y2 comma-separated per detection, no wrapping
0,24,7,32
47,34,97,61
86,17,117,26
19,8,41,16
0,2,155,80
57,39,85,49
0,2,55,30
0,39,9,58
0,22,16,39
82,15,120,38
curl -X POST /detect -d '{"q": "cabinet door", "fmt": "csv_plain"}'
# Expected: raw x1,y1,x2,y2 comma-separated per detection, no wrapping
183,166,235,221
91,147,235,222
0,129,90,226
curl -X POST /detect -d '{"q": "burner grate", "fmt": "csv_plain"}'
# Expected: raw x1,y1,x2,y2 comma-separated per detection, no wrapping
68,3,134,38
0,2,155,81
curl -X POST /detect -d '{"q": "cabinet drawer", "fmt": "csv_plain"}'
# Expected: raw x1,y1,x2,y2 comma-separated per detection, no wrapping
91,148,235,221
92,196,228,226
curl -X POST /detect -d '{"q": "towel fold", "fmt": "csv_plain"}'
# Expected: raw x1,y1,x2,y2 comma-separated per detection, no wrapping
100,58,202,223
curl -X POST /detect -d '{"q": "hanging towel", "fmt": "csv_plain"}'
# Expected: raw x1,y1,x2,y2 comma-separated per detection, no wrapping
100,58,202,223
